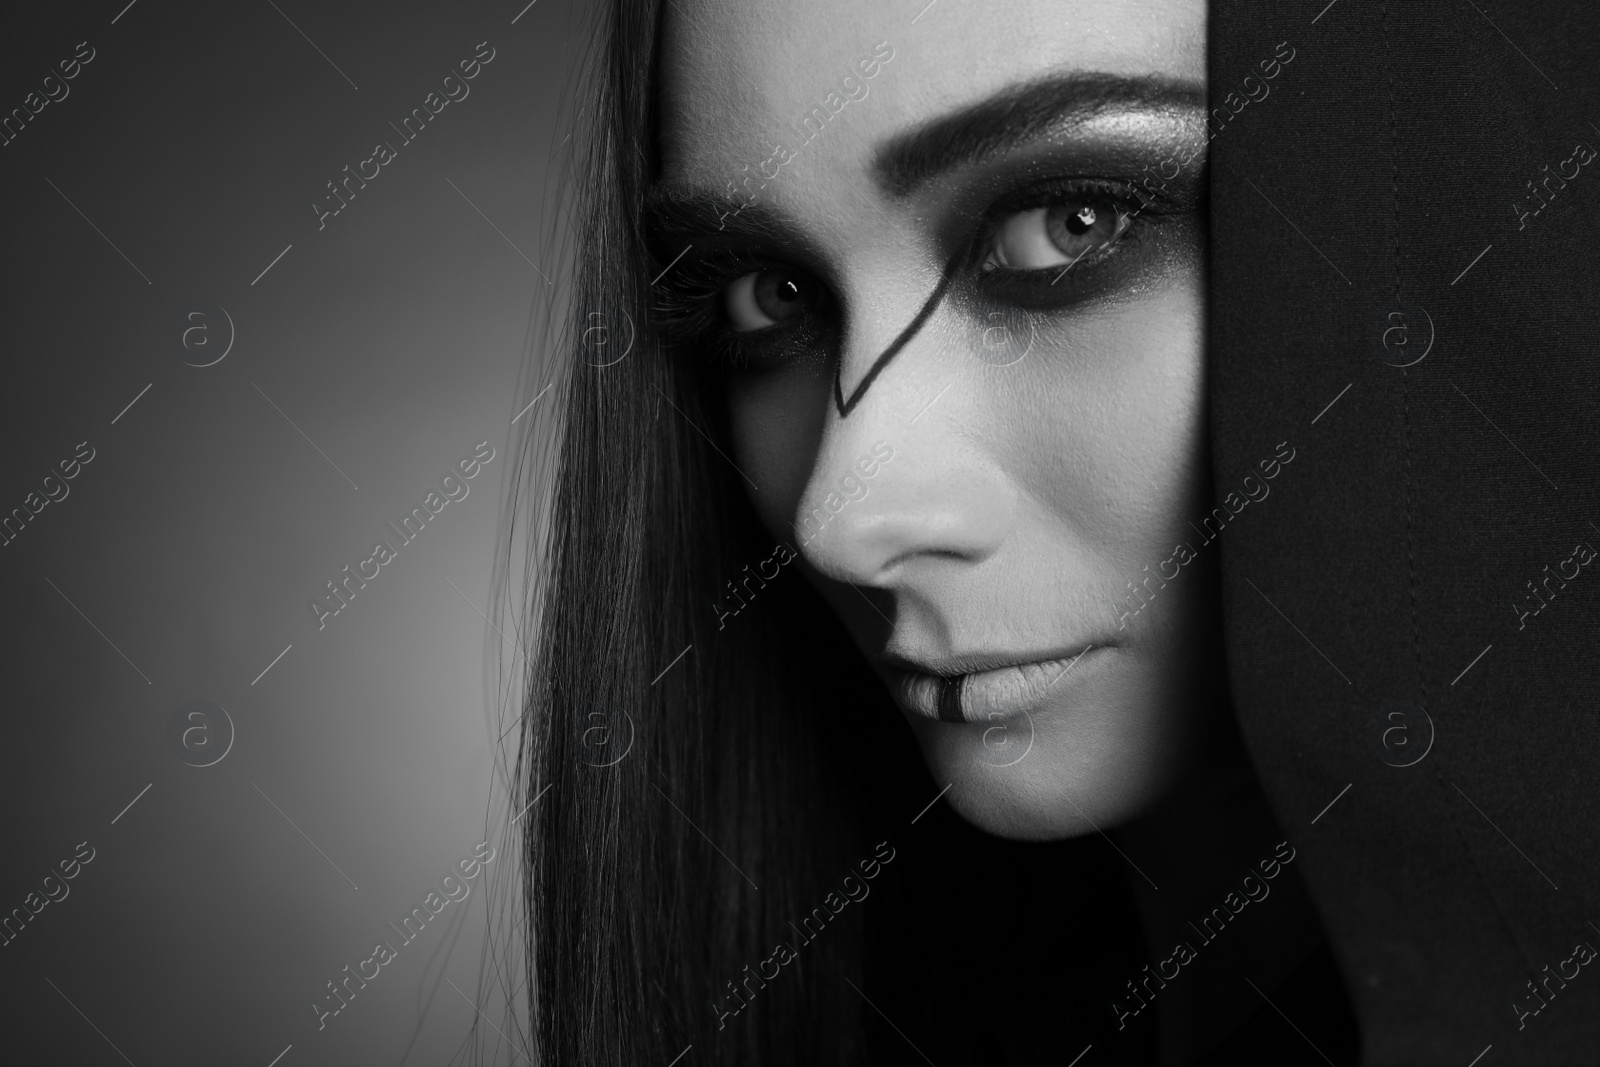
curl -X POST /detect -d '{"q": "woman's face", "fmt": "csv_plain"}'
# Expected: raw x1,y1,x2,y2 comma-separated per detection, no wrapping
656,0,1210,839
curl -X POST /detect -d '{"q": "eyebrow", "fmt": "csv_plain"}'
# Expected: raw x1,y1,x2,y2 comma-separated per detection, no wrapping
644,186,805,249
645,72,1203,243
873,72,1203,198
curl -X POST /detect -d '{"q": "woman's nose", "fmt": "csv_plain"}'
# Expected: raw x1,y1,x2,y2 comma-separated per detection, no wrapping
790,308,1016,588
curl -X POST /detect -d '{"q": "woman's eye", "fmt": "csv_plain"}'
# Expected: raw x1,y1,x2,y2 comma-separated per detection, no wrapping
722,267,826,332
984,194,1132,273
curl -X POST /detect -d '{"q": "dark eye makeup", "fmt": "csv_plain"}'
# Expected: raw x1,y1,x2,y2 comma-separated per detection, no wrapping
649,168,1200,373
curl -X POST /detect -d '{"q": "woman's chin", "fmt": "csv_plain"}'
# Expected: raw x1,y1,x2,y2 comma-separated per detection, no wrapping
906,699,1193,841
935,770,1176,841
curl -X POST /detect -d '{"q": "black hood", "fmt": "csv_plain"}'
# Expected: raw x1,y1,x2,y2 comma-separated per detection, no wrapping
1211,1,1600,1062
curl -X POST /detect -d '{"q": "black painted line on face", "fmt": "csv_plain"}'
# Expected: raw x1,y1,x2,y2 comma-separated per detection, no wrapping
833,249,967,418
938,674,966,723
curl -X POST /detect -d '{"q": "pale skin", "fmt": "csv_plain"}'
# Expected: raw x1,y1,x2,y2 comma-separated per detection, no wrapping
657,1,1327,1057
660,0,1209,835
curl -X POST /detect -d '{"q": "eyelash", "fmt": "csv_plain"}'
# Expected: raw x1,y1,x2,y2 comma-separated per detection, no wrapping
976,175,1163,271
652,247,781,368
651,176,1175,369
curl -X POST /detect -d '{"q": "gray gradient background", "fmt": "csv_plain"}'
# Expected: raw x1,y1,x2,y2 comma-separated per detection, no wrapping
0,1,577,1062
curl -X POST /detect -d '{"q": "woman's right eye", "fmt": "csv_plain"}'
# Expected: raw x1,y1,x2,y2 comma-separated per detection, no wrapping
722,267,828,332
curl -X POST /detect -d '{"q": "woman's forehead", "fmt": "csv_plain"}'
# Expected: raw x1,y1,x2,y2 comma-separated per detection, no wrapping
657,0,1206,194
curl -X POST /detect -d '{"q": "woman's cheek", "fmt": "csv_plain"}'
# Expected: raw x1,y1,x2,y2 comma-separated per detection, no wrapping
999,284,1203,544
727,363,832,533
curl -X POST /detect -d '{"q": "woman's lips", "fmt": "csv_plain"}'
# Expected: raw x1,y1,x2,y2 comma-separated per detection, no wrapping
884,645,1105,724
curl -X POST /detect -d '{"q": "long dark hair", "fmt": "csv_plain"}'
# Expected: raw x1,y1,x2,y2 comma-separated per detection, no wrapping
505,1,931,1062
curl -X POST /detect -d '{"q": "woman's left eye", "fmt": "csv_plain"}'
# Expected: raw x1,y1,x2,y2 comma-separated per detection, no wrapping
982,192,1133,273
